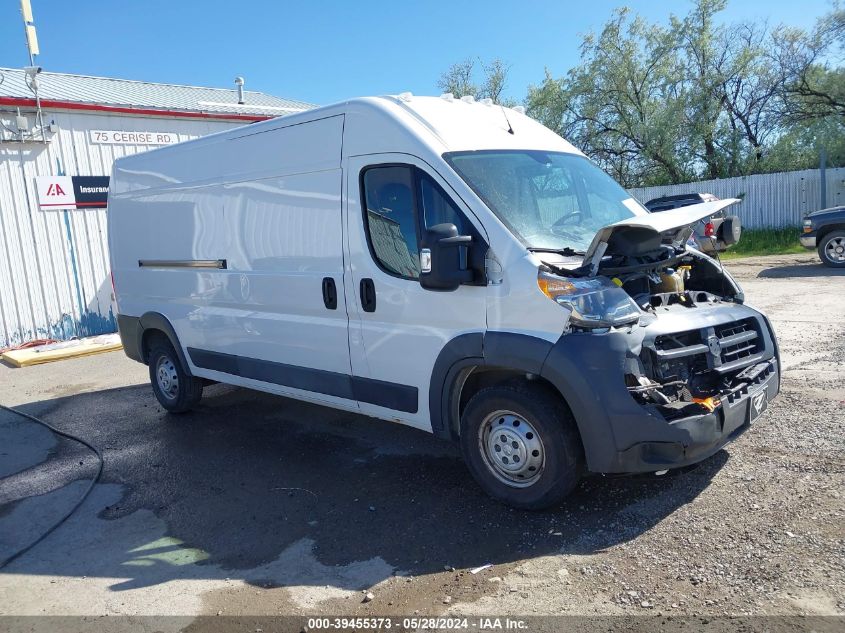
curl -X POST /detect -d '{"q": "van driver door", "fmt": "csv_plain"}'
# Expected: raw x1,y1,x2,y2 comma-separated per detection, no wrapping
344,154,488,431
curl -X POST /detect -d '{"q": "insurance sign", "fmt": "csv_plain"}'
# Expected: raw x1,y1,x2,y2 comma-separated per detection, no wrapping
35,176,109,210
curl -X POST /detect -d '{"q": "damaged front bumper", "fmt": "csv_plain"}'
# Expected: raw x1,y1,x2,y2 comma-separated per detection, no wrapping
540,301,780,474
614,357,777,471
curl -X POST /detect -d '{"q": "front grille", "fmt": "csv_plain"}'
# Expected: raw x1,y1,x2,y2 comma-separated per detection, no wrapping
646,317,765,377
654,329,702,352
714,318,761,365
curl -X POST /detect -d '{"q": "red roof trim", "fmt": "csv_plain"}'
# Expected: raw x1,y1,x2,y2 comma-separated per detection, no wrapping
0,96,274,122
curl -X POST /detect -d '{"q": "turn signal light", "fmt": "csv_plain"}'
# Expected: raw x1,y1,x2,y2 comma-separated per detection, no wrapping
693,396,720,412
537,275,576,299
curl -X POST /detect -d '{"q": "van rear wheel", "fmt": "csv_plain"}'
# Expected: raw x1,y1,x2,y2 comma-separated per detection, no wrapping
460,383,582,510
148,340,203,413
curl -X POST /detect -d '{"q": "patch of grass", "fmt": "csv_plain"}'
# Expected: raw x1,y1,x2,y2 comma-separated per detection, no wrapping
719,227,806,259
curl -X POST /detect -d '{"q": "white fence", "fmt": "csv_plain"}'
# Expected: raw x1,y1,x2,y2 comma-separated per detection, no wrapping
629,168,845,228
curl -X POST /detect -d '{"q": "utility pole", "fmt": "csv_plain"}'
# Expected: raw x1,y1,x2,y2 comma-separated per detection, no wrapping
20,0,39,65
19,0,46,144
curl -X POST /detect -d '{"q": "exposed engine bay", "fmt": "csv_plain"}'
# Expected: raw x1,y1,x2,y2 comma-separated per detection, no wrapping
601,239,774,422
539,212,776,423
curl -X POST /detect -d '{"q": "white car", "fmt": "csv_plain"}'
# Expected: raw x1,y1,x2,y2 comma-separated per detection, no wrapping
108,94,779,509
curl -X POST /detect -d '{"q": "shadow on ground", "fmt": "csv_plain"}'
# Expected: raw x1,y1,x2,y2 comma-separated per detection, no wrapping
757,262,845,278
0,383,726,593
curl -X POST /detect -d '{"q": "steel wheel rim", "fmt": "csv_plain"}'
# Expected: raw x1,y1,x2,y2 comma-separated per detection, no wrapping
478,410,545,488
155,356,179,400
825,237,845,263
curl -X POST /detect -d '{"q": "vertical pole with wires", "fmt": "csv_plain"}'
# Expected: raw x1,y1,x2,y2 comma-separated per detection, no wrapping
19,0,67,341
20,0,46,143
20,0,39,66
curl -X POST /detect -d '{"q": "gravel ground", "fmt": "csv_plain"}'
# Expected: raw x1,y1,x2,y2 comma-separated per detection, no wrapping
0,253,842,626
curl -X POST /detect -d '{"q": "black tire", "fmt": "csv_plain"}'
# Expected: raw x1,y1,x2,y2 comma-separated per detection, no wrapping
717,215,742,246
147,340,203,413
460,382,583,510
817,230,845,268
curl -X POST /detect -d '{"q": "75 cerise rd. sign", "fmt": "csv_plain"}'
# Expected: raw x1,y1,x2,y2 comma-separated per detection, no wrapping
89,130,180,145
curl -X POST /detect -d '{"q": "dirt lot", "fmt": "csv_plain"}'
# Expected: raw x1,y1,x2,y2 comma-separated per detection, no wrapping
0,253,843,627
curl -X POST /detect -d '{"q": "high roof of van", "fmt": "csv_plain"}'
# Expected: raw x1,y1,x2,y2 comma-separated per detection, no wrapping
110,95,584,194
123,94,581,156
366,94,583,155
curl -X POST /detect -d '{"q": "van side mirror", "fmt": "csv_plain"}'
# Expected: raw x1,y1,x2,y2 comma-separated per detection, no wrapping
419,223,475,291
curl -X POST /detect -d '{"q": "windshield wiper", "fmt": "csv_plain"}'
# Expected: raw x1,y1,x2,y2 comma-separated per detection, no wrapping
528,246,585,257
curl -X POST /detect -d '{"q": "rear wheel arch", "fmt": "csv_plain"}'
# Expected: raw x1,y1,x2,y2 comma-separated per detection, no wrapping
138,312,193,375
141,329,168,362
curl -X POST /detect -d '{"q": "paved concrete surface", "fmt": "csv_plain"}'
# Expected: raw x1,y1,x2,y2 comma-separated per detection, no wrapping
0,253,842,622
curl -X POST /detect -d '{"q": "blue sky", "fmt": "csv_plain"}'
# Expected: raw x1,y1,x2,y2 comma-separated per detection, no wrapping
0,1,834,106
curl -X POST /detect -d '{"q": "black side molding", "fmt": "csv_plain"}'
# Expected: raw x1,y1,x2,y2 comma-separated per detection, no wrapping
187,347,418,413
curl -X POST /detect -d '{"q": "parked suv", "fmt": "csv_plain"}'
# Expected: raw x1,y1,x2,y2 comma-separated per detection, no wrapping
108,95,779,509
645,193,741,254
801,206,845,267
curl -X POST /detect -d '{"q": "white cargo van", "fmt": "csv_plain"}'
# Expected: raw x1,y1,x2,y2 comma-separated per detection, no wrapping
108,94,779,508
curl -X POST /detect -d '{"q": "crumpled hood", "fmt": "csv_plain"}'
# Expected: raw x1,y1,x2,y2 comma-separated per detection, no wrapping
582,198,741,269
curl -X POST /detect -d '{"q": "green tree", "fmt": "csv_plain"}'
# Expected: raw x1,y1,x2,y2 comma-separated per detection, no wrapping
528,8,690,186
439,2,845,186
672,0,729,179
436,57,516,105
437,58,477,99
762,116,845,172
774,6,845,122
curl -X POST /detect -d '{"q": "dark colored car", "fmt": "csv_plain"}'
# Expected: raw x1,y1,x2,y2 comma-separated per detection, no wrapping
801,206,845,268
644,193,741,254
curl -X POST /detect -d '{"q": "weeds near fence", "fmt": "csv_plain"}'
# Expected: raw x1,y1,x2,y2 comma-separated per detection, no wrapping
720,227,806,258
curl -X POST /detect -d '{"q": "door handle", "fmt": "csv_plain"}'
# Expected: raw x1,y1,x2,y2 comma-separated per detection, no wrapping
322,277,338,310
360,278,376,313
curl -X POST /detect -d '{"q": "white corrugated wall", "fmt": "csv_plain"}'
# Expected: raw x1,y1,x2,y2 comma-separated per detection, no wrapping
630,168,845,228
0,108,243,348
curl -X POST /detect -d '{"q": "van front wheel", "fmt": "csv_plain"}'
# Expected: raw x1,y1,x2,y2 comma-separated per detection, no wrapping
460,383,582,510
148,341,203,413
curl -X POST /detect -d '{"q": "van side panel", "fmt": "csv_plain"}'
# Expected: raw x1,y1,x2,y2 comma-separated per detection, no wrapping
110,115,344,194
110,116,355,407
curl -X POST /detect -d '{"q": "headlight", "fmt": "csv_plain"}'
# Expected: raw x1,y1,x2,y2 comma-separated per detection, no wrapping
803,218,813,233
537,271,641,329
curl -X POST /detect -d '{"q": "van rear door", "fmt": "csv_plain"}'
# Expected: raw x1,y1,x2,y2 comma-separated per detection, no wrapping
344,154,488,431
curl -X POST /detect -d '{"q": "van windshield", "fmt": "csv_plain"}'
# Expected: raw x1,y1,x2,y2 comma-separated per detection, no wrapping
444,150,648,253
